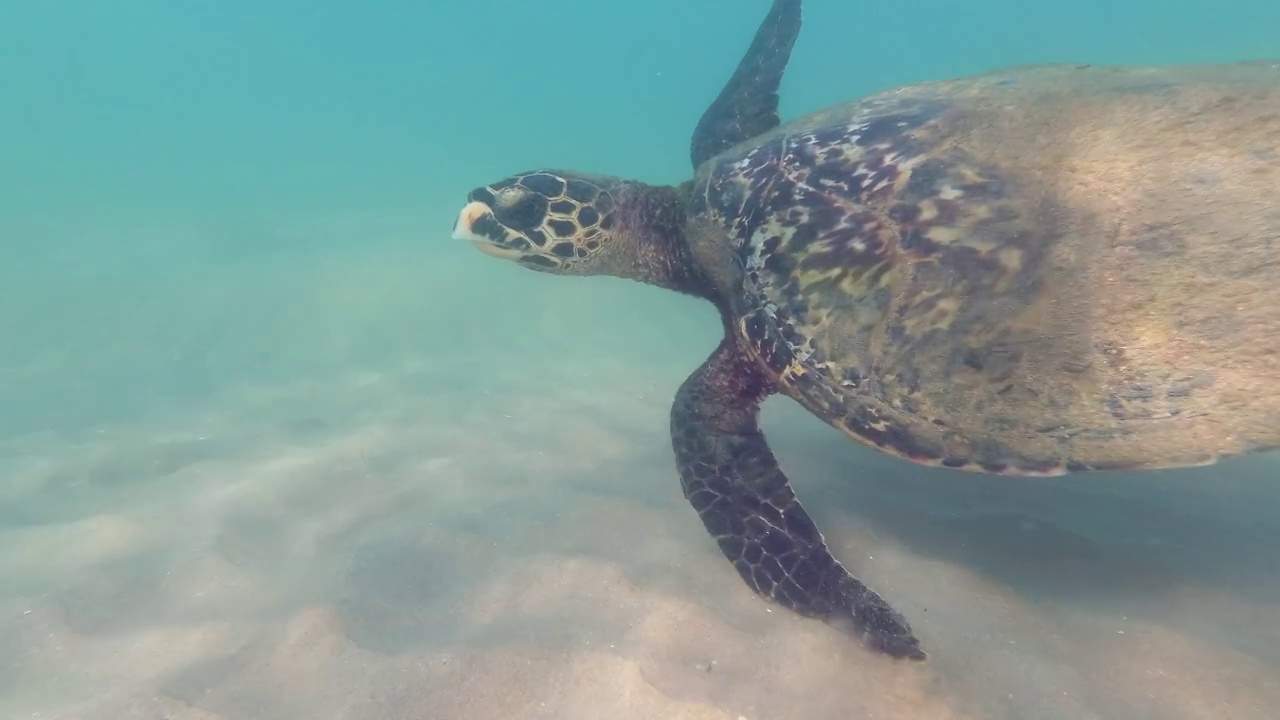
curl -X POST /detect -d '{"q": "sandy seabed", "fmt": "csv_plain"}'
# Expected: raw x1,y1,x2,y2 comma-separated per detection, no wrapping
2,236,1278,720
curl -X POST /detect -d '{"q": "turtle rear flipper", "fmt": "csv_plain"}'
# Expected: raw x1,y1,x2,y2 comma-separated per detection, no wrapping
689,0,802,169
671,336,926,660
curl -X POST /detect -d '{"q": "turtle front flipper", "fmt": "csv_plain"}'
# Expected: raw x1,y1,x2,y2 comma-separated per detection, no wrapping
671,336,926,660
689,0,802,169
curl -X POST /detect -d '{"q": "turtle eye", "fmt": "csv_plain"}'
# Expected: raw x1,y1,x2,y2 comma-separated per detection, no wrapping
493,189,547,231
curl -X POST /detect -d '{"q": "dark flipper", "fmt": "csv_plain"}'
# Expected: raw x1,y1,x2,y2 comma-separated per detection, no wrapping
689,0,803,169
671,337,925,660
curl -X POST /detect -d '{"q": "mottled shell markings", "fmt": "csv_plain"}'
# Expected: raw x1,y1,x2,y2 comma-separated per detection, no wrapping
698,96,1068,473
701,110,942,390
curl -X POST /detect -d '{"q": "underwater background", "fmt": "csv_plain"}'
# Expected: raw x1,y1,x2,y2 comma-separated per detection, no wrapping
2,0,1279,717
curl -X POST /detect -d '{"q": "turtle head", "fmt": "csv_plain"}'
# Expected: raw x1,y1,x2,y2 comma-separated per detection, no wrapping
452,170,625,275
452,169,706,297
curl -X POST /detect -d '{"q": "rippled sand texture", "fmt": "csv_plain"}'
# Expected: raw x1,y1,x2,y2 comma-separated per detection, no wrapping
2,238,1278,719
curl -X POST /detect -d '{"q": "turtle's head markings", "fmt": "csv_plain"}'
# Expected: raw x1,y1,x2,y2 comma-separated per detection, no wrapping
452,170,618,274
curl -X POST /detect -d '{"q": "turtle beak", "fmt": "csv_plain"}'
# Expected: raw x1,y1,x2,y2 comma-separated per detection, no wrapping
452,202,521,259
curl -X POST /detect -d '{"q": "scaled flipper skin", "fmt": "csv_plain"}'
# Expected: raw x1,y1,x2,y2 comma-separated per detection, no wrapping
684,0,923,658
671,336,926,659
689,0,803,169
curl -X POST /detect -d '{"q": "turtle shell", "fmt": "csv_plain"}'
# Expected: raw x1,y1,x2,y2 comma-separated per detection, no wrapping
688,62,1280,475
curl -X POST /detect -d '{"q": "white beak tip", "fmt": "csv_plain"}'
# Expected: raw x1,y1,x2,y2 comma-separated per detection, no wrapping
451,201,490,242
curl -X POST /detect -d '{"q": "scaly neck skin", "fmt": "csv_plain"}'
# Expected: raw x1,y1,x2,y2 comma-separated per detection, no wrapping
599,181,721,304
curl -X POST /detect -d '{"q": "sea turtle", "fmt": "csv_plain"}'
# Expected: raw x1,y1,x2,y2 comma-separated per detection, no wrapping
450,0,1280,660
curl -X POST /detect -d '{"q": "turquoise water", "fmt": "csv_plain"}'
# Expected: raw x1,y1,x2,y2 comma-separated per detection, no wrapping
2,0,1279,717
